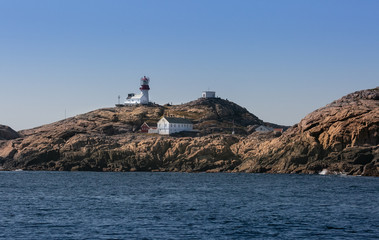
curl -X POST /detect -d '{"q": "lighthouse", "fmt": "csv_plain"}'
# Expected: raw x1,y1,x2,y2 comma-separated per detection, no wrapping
139,76,150,105
124,76,151,105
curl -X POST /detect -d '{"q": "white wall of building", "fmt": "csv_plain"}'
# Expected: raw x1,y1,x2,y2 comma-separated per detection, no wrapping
148,128,158,134
255,125,274,132
157,118,169,135
202,91,216,98
157,118,193,135
124,91,150,105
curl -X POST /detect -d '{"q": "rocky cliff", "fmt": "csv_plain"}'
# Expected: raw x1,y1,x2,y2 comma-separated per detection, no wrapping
236,87,379,176
0,88,378,176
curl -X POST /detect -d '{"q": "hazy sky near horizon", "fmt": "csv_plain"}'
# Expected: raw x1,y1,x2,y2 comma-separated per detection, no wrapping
1,0,378,130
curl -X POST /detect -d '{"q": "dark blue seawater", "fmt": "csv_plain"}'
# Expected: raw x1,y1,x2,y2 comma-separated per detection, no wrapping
0,172,378,240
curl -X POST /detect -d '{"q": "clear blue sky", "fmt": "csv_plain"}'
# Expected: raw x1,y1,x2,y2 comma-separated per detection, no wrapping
1,0,378,130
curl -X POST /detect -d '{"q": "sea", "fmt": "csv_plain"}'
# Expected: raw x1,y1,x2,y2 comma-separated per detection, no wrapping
0,172,378,240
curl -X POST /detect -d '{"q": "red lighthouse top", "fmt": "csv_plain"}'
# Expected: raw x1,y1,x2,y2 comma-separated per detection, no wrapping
140,76,150,90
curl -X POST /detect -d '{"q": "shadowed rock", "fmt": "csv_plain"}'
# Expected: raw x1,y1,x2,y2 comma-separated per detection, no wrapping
0,125,19,140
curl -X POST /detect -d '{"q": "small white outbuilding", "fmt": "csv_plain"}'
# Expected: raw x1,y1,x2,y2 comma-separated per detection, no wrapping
202,91,216,98
255,125,274,132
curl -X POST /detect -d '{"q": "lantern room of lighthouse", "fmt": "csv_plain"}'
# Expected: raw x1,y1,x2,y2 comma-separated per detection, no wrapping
124,76,150,105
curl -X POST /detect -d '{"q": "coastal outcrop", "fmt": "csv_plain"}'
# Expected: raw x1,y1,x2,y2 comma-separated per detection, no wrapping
0,130,245,172
0,88,378,176
0,98,265,171
236,87,379,176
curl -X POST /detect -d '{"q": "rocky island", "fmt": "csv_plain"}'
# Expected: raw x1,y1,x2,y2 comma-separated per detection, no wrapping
0,87,378,176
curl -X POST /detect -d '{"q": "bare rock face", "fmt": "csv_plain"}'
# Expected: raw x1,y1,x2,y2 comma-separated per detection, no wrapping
236,87,379,176
169,98,263,135
0,131,244,172
0,99,265,172
0,125,19,140
1,88,378,176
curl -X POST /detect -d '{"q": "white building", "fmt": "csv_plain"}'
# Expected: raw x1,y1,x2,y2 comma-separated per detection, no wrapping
255,125,274,132
124,76,150,105
202,91,216,98
157,117,193,135
148,127,158,134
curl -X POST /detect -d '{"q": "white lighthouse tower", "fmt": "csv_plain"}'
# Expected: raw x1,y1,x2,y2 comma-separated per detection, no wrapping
124,76,150,105
139,76,150,105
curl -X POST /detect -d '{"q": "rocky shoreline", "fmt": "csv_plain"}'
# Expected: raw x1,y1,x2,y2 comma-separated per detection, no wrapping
1,87,378,176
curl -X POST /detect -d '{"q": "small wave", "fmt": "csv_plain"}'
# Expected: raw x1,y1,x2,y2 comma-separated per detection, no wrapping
319,169,350,176
319,169,328,175
14,169,23,172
